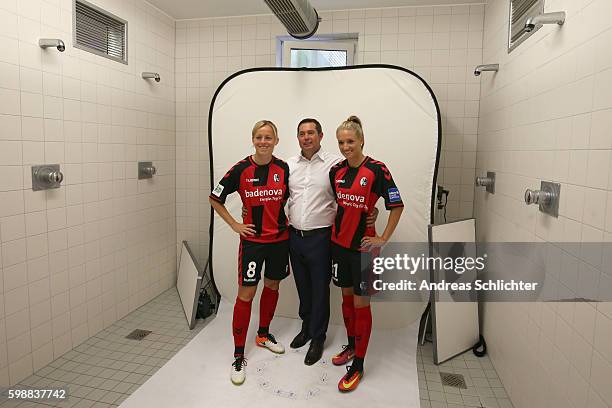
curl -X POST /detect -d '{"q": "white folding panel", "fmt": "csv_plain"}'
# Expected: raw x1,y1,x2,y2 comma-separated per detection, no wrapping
177,241,204,329
209,66,440,328
428,218,480,364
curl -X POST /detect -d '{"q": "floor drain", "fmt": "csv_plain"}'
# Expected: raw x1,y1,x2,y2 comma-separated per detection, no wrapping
125,329,152,340
440,372,467,389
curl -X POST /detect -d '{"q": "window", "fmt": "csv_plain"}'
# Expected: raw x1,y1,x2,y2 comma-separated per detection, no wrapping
281,39,355,68
508,0,544,52
74,0,127,64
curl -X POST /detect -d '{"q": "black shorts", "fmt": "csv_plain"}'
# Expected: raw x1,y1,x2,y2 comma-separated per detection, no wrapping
238,240,290,286
331,243,379,296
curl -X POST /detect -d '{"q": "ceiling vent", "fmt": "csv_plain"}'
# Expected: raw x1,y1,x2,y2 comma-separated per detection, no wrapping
264,0,320,39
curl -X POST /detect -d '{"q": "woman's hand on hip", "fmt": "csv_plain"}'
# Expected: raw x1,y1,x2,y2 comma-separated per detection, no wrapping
361,235,386,248
231,222,256,237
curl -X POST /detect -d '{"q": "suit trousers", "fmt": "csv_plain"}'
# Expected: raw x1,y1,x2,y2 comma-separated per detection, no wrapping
289,227,332,342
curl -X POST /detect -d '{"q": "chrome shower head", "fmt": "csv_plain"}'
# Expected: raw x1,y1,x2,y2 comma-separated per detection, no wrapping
525,11,566,32
142,72,161,83
39,38,65,52
474,64,499,77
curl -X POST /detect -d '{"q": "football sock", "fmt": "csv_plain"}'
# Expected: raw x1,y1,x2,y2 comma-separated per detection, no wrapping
233,297,252,356
342,294,356,341
258,286,279,336
354,305,372,359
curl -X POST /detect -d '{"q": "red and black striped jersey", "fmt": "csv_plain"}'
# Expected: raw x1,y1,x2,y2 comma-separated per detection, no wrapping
210,156,290,243
329,156,404,251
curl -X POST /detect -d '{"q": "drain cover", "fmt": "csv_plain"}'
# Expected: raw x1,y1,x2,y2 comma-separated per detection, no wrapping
440,372,467,389
125,329,152,340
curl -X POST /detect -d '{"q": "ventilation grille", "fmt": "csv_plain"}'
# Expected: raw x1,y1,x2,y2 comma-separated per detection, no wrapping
125,329,152,340
509,0,543,50
440,372,467,389
75,0,127,63
264,0,317,37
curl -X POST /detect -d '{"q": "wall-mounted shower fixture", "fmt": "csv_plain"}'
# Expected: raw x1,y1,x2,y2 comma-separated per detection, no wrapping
525,11,566,32
138,162,157,179
474,64,499,76
524,181,560,217
39,38,65,52
142,72,160,82
32,164,64,191
475,172,495,194
264,0,320,39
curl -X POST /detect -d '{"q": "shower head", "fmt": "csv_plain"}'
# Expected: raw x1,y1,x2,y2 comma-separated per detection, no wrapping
525,11,566,32
39,38,65,52
474,64,499,77
142,72,161,83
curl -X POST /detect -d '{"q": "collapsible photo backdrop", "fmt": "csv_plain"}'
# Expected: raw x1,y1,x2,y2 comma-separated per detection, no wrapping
208,65,440,328
120,66,441,408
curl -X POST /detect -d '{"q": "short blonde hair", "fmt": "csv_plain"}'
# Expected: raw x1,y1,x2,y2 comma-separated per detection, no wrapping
252,120,278,139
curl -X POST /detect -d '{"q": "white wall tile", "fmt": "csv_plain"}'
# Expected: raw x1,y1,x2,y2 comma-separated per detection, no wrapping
478,1,612,407
25,211,46,236
0,0,176,386
0,88,21,115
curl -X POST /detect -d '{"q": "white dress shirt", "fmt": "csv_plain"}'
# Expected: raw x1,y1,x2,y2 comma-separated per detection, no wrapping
287,149,343,230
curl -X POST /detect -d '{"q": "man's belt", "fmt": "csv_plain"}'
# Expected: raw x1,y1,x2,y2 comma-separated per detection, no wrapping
290,225,331,238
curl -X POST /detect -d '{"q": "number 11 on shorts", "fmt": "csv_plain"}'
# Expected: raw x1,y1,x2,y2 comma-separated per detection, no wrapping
331,261,338,281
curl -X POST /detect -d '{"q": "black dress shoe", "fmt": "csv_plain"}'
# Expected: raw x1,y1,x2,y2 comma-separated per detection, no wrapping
304,340,323,366
290,331,311,349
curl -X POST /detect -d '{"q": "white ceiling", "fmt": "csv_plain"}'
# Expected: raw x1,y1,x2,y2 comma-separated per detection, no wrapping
148,0,484,20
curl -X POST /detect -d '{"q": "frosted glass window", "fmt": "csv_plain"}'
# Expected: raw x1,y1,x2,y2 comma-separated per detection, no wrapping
281,40,355,67
289,49,347,68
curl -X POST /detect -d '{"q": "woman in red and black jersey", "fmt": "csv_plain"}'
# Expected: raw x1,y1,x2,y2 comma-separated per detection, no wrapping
329,116,404,392
209,120,290,386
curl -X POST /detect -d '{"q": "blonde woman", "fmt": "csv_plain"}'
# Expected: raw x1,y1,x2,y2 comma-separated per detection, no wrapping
209,120,290,385
329,116,404,392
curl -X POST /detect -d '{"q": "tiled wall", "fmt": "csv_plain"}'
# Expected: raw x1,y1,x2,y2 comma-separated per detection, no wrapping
0,0,176,386
476,0,612,407
175,3,486,266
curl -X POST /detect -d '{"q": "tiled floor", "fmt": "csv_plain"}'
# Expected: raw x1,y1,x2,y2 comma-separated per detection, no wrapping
417,341,514,408
1,289,513,408
0,289,207,408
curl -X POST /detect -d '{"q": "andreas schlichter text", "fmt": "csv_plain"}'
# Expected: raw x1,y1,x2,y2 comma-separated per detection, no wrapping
373,279,539,291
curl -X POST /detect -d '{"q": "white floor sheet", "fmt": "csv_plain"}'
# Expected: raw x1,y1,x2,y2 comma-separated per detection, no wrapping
119,299,421,408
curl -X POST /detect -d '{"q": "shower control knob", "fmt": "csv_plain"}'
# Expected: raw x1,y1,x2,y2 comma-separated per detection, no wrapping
32,164,63,191
475,177,493,187
46,170,64,184
475,171,495,193
524,189,551,205
138,161,157,179
143,165,156,176
524,181,560,217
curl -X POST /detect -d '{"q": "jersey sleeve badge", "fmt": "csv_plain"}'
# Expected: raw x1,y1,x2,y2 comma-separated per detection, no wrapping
388,187,401,203
212,183,224,197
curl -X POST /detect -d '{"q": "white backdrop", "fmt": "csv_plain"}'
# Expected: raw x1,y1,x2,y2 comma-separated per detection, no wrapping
208,66,440,328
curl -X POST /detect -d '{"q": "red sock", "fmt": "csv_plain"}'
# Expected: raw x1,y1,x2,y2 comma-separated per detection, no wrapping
258,286,279,334
233,297,252,355
354,305,372,359
342,295,356,338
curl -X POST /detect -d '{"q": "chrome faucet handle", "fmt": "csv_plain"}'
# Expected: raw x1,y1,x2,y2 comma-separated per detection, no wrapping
524,181,560,217
524,189,551,206
138,161,157,179
32,164,64,191
475,171,495,193
143,165,156,176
